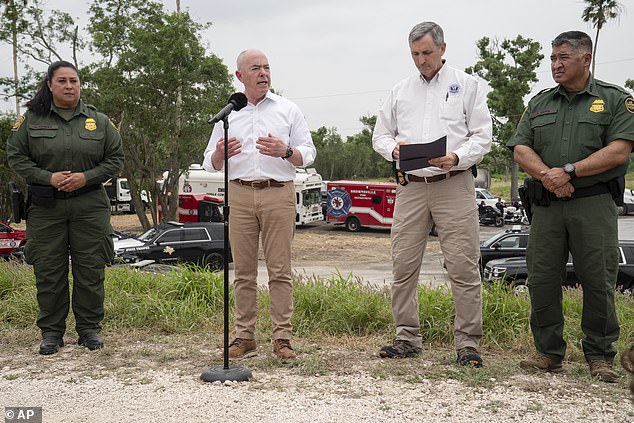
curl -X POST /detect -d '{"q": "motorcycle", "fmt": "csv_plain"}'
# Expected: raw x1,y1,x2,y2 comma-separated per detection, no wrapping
479,205,504,227
503,206,527,225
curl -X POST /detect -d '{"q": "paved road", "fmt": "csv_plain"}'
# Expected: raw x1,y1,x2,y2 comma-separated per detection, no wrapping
242,216,634,288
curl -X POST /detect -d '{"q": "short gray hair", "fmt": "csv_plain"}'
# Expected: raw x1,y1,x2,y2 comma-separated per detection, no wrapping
551,31,592,54
408,22,444,47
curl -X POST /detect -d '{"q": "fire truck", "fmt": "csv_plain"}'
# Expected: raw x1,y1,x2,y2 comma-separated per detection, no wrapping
325,180,397,232
173,164,323,225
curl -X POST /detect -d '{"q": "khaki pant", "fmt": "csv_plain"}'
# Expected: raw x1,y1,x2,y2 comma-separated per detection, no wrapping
390,170,483,349
228,181,295,340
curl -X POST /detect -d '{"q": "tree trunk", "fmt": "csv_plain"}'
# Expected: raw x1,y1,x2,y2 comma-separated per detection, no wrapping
510,162,519,200
11,0,20,115
592,27,600,75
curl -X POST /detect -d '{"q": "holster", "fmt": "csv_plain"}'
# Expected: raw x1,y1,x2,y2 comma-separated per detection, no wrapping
392,161,408,186
29,184,56,208
607,176,625,206
8,182,25,224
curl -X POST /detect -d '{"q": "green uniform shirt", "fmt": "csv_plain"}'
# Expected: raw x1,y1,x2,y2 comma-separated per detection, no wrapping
508,76,634,188
7,100,124,186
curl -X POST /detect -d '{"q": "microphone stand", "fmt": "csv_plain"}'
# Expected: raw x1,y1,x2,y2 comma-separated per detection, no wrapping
201,115,252,383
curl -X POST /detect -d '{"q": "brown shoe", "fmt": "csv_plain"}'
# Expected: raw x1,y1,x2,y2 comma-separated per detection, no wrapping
273,339,296,360
588,360,618,383
228,338,257,359
520,353,563,373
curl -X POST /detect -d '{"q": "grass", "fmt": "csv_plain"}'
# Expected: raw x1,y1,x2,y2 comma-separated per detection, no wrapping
1,262,632,358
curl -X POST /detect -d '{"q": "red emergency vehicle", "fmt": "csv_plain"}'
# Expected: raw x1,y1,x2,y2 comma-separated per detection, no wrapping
325,181,396,232
159,194,224,223
0,222,26,259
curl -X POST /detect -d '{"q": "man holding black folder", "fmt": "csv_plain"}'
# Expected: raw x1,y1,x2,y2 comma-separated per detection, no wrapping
372,22,492,366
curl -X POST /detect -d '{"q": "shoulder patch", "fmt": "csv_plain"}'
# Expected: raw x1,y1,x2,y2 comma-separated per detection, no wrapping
626,97,634,114
11,115,25,131
536,87,556,96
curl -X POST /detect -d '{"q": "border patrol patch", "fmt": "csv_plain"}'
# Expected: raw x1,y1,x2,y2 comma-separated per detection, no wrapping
85,118,97,131
590,99,605,113
11,115,25,131
626,97,634,114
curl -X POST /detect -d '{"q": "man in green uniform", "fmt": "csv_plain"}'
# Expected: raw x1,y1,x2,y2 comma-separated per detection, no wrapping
7,61,123,354
508,31,634,382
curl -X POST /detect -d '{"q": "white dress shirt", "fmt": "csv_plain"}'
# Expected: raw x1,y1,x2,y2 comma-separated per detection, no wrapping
372,63,492,177
202,92,316,181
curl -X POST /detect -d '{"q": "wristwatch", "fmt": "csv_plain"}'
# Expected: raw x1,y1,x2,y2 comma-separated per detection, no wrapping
564,163,576,179
283,146,294,159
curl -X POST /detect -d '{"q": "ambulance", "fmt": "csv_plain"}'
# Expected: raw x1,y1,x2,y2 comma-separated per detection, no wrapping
325,180,396,232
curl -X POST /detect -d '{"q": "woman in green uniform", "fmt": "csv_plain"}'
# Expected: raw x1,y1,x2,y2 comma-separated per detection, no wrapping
7,61,124,355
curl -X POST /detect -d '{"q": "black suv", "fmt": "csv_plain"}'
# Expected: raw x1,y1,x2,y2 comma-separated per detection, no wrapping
114,222,230,270
479,225,530,269
483,240,634,294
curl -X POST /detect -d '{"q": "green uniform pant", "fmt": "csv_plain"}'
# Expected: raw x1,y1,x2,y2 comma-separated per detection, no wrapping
24,188,113,338
527,193,620,362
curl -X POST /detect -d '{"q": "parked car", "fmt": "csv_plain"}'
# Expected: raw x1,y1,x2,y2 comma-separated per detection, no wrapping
0,222,26,260
479,225,530,269
113,221,230,270
483,240,634,294
620,189,634,216
475,187,499,209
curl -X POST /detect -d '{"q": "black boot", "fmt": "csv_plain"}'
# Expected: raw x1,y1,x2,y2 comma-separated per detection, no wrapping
78,333,104,350
39,337,64,355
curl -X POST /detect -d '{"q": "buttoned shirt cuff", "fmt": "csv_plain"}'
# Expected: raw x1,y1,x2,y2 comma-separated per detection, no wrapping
295,146,316,167
202,152,223,172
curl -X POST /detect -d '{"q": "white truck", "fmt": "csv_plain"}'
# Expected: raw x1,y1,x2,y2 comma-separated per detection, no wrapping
104,177,149,213
175,164,324,225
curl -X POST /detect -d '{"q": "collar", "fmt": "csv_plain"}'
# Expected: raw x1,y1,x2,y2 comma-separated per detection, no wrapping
553,74,598,99
418,59,447,85
50,99,91,118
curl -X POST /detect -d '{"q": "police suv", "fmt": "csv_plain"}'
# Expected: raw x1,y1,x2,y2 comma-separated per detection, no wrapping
113,221,230,270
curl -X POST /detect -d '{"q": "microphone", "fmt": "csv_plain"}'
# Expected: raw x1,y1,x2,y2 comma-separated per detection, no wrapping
207,92,248,124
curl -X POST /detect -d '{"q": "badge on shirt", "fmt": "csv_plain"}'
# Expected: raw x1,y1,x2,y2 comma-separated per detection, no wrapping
589,99,605,113
85,118,97,131
447,82,462,97
11,115,25,131
626,97,634,114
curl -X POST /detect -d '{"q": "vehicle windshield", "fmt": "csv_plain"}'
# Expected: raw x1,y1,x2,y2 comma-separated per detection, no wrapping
482,233,507,247
478,189,495,199
138,227,160,242
120,179,129,190
302,188,321,206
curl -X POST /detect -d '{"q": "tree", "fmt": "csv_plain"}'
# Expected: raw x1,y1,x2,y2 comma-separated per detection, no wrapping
581,0,623,75
626,79,634,91
466,35,543,199
310,126,344,180
83,0,233,229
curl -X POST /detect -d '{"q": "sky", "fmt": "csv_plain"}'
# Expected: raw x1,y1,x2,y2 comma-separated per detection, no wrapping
1,0,633,136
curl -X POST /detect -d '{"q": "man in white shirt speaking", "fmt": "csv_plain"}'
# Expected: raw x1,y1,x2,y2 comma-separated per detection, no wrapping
373,22,492,366
203,49,316,360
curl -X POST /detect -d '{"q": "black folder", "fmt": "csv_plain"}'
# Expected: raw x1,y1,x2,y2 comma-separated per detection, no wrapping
399,136,447,171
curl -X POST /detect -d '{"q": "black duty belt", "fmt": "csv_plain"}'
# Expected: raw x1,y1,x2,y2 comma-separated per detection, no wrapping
407,169,466,184
52,184,101,199
549,183,610,201
231,179,286,189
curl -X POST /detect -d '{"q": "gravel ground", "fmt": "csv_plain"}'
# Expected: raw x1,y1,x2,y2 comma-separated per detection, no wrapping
1,336,632,423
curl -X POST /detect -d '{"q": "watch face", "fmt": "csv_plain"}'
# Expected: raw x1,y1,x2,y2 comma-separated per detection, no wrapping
564,163,575,173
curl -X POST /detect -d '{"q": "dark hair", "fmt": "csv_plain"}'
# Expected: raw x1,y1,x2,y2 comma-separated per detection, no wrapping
26,60,79,115
551,31,592,54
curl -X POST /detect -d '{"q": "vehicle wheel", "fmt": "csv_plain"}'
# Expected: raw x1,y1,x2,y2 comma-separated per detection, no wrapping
204,252,223,270
509,278,528,295
345,217,361,232
430,224,438,237
494,216,504,227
